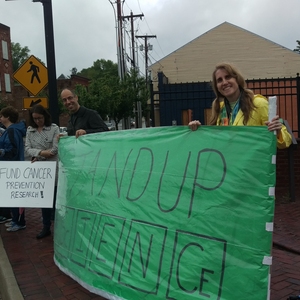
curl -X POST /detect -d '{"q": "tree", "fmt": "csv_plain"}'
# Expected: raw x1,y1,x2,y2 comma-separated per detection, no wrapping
102,68,148,129
293,40,300,53
11,42,30,72
78,59,118,80
76,60,148,130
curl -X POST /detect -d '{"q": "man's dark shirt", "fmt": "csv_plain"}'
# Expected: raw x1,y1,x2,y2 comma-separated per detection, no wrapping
67,106,109,136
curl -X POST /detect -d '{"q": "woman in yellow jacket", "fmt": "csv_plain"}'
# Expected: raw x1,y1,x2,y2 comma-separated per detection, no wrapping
189,62,292,149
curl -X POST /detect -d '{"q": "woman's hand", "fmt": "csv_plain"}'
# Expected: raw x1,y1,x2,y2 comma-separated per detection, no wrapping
188,120,201,131
39,150,55,158
265,115,282,136
57,133,68,141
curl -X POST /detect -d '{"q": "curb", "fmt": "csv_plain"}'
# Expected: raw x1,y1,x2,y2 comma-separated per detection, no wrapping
0,235,24,300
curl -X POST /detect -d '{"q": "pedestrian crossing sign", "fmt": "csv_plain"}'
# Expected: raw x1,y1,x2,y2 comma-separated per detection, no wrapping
13,55,48,96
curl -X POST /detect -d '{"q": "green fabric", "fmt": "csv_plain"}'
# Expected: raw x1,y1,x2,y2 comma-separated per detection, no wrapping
54,126,276,300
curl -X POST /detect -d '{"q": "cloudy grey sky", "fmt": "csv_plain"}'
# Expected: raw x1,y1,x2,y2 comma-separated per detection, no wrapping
1,0,299,77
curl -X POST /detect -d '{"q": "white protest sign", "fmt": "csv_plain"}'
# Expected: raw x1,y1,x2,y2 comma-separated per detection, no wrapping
0,161,56,208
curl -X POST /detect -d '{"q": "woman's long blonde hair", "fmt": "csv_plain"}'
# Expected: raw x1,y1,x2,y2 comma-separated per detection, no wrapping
209,63,255,125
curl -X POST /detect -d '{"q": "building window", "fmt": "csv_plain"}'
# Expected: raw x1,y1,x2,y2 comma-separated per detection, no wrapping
4,73,11,92
2,41,8,60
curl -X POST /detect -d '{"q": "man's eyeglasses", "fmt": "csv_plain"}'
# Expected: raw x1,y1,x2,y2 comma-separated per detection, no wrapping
62,95,74,103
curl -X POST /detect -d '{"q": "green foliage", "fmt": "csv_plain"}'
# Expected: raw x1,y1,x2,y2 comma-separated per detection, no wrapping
73,60,149,129
293,40,300,53
77,59,148,124
78,59,119,80
11,42,30,72
74,84,98,113
11,42,45,72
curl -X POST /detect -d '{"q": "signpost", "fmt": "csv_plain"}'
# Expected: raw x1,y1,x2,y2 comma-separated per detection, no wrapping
13,55,48,96
6,0,60,125
23,97,48,109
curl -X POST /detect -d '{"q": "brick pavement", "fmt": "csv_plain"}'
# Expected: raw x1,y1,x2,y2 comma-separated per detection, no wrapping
0,208,105,300
0,200,299,300
271,201,300,300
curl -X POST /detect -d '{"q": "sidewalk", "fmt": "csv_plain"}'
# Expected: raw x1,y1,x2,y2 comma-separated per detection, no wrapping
0,200,299,300
271,200,300,300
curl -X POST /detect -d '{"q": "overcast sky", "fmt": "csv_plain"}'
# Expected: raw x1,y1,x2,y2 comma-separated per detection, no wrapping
1,0,299,77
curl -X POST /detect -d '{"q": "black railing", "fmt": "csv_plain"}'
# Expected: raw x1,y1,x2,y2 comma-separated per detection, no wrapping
151,72,300,137
284,120,298,202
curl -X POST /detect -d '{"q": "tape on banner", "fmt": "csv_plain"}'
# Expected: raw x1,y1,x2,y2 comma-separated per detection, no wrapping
272,155,276,164
263,256,272,265
269,187,275,197
266,222,274,232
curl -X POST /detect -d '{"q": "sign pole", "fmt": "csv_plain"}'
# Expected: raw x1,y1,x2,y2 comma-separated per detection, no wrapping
34,0,59,125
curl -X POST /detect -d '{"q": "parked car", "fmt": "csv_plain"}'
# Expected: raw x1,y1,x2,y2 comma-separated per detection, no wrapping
105,122,116,131
130,120,136,128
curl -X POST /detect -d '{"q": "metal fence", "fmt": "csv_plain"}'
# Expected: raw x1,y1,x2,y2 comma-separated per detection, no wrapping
152,72,300,138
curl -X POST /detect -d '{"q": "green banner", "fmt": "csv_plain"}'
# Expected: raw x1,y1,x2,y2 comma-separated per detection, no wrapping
54,126,276,300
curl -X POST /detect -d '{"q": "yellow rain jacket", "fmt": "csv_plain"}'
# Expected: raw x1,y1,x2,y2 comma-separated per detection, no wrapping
217,94,292,149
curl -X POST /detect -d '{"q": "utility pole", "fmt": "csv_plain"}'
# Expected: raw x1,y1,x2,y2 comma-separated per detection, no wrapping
135,35,156,84
116,0,125,80
136,34,156,127
115,0,133,129
33,0,59,125
122,11,144,68
122,11,144,128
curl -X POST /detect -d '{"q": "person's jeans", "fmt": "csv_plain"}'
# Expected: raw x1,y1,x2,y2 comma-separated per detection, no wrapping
11,207,25,226
42,208,52,228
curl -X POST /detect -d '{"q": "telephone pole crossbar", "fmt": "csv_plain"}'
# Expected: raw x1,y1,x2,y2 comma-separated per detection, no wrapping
122,12,144,68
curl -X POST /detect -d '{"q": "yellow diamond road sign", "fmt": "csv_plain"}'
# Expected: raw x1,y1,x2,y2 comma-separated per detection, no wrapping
13,55,48,96
23,97,48,109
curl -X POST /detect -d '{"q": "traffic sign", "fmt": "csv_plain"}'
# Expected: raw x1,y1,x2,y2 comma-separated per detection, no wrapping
13,55,48,96
23,97,48,109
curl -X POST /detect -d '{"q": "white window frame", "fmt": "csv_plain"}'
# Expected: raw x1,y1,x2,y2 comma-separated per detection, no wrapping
2,40,8,60
4,73,11,92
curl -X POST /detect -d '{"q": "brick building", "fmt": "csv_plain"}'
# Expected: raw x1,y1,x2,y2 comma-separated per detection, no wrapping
0,23,14,105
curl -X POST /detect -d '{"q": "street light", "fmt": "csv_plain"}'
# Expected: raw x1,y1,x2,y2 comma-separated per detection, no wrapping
6,0,59,125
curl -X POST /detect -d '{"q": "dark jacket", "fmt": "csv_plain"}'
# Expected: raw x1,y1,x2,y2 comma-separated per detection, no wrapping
67,106,109,136
0,121,26,161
